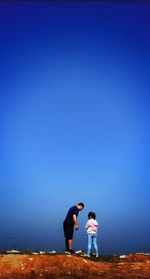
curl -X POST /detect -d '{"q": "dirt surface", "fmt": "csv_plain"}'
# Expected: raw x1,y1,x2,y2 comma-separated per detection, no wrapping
0,253,150,278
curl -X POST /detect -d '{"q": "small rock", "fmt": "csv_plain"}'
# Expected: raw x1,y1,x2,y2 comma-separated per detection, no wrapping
48,250,56,254
75,250,83,254
7,250,20,254
119,255,126,258
82,259,88,263
99,272,104,275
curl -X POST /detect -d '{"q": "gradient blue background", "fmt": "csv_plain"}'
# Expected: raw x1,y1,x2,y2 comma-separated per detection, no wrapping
0,1,150,254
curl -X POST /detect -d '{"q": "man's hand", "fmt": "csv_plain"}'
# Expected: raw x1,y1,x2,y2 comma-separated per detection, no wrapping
73,214,79,231
75,224,79,230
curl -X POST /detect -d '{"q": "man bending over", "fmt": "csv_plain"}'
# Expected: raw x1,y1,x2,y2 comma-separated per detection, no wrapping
63,202,84,254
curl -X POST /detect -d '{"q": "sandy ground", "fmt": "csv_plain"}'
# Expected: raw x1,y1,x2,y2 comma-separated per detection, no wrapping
0,253,150,278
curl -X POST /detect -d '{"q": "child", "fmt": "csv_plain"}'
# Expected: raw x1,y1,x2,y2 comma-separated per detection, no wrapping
85,212,98,257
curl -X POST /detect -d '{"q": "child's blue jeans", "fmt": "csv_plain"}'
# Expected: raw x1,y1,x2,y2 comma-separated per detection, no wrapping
87,233,98,256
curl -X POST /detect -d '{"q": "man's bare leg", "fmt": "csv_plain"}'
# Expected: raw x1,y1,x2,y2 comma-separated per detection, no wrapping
68,239,72,250
65,239,69,251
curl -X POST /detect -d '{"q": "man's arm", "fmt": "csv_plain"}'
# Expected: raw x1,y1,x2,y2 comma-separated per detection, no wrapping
73,214,79,230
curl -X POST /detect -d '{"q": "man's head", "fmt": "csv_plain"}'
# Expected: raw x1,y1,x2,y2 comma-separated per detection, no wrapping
77,202,84,211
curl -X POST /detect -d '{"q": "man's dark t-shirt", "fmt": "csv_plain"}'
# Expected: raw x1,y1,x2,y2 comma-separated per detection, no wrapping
64,205,79,225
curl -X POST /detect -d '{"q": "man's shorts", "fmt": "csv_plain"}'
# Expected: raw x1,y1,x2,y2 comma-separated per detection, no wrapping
63,221,74,240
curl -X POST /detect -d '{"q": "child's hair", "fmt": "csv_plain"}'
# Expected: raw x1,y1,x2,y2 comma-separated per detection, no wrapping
88,212,96,219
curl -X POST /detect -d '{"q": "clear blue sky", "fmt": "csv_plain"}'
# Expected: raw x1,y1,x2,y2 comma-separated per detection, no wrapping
0,1,150,254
